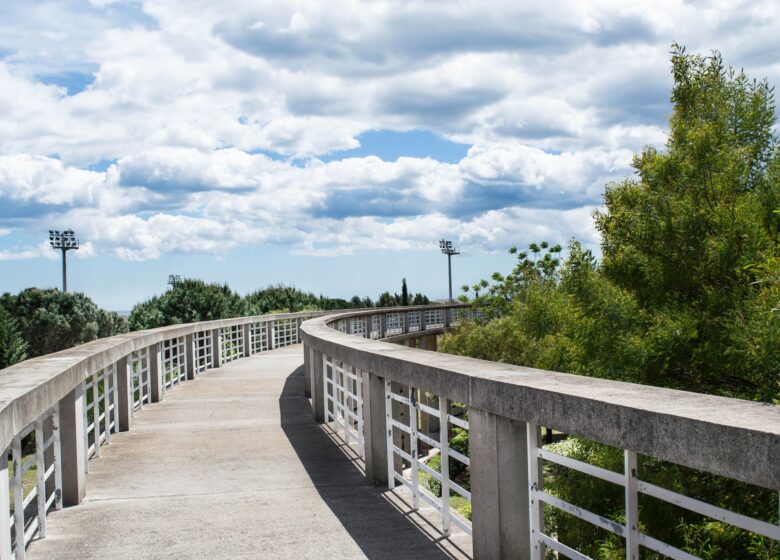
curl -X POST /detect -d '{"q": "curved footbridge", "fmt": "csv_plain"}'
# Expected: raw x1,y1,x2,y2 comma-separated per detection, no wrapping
1,305,778,560
28,344,470,559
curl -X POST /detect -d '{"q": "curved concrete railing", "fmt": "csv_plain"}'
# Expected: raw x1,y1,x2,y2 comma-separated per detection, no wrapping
301,308,780,559
0,304,461,559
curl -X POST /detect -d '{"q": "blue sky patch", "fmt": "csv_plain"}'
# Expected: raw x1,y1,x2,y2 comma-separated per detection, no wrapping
39,70,96,96
321,129,470,163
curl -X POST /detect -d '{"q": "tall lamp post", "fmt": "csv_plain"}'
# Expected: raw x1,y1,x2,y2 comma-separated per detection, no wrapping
49,229,79,292
439,239,460,303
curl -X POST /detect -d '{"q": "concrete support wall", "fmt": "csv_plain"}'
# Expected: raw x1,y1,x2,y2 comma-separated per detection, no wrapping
211,328,221,369
242,324,252,358
0,458,10,558
58,384,87,507
362,371,389,486
115,356,131,432
469,407,531,559
149,343,163,403
184,333,195,380
311,349,325,422
303,344,312,399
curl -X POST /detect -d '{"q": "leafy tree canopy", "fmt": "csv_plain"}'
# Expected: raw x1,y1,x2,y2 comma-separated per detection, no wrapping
440,45,780,559
0,288,127,358
0,306,27,368
128,279,247,330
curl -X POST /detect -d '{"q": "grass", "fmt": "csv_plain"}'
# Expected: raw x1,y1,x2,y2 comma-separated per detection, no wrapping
7,456,38,513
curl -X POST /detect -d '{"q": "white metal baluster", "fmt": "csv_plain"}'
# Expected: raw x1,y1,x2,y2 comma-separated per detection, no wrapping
34,419,46,538
527,423,544,559
103,366,112,444
11,435,24,560
385,379,395,490
356,371,365,458
112,366,120,433
323,355,330,424
439,395,451,535
341,362,349,446
0,446,11,560
82,380,90,472
52,405,63,511
92,373,101,458
409,386,419,511
625,450,639,560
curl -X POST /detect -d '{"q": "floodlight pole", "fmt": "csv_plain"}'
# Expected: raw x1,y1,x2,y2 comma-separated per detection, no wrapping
447,252,453,302
49,229,79,292
61,247,68,293
439,239,460,303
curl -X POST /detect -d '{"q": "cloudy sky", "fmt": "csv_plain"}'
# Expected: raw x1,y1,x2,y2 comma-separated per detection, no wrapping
1,1,778,310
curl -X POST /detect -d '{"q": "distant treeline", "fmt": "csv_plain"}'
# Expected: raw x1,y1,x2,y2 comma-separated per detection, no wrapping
127,279,430,330
0,278,433,367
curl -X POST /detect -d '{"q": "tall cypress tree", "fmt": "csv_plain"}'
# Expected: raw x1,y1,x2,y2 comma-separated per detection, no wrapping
0,307,27,369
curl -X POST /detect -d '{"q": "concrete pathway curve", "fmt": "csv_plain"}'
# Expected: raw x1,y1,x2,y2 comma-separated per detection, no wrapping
27,345,471,560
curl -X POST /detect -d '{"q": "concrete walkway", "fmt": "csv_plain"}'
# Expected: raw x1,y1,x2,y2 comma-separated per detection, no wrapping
28,345,471,560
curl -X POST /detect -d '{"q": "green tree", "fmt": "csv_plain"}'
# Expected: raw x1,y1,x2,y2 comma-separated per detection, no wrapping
401,278,410,306
439,46,780,559
129,279,247,329
595,44,779,398
377,291,397,307
0,307,27,368
0,288,127,357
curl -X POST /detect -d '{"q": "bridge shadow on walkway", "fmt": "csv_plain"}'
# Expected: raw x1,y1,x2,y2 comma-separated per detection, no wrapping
279,366,469,560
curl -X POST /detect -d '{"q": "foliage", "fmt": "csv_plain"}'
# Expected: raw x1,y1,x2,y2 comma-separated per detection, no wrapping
128,279,248,330
377,279,430,307
440,45,780,558
0,288,127,358
244,284,362,314
128,281,380,330
0,306,27,368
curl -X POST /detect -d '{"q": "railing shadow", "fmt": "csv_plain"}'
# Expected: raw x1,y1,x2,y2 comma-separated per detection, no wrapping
279,366,458,559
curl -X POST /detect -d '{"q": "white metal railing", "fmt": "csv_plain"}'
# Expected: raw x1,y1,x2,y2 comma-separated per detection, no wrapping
84,366,118,470
161,337,187,391
370,315,382,339
193,330,213,373
250,322,269,353
220,325,243,364
386,382,472,537
424,308,444,329
4,407,62,559
0,310,330,559
130,349,151,412
528,427,780,560
407,311,421,332
273,318,298,348
300,304,780,560
323,356,365,458
350,317,367,338
385,313,403,336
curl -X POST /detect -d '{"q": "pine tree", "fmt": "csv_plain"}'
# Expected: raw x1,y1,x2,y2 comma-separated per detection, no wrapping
401,278,410,306
0,307,27,369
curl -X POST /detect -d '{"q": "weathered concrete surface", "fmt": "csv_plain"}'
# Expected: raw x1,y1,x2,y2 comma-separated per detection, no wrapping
27,345,471,560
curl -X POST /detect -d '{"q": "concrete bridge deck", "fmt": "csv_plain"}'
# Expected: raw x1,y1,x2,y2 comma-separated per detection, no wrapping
27,345,472,560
